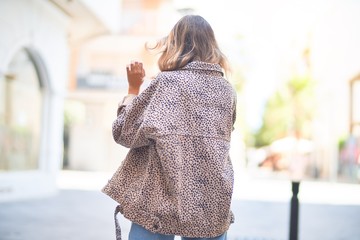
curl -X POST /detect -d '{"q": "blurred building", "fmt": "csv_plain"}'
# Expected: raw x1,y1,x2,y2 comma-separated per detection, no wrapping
54,0,360,182
0,0,120,202
308,1,360,181
64,0,181,171
2,0,357,205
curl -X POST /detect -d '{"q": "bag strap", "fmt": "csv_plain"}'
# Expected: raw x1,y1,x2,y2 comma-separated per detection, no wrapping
114,205,122,240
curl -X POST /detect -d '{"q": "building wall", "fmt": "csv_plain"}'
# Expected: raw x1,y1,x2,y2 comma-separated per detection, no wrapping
310,1,360,180
65,0,179,172
65,90,131,171
0,0,69,201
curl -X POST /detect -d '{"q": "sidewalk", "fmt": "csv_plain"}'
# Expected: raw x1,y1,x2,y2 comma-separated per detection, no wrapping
0,170,359,240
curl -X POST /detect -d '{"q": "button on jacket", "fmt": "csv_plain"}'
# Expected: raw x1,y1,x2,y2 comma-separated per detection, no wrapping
102,61,237,238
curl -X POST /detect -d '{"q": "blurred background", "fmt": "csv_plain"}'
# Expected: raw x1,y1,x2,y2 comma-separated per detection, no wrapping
0,0,360,239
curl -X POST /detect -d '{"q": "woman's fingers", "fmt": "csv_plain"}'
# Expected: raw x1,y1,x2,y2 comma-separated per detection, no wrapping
127,61,144,76
125,61,145,95
126,61,145,86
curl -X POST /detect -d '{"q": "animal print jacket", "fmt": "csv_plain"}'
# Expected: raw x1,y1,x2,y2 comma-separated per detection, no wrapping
102,61,237,238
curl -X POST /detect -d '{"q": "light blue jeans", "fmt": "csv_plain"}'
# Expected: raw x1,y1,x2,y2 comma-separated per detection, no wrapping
129,222,227,240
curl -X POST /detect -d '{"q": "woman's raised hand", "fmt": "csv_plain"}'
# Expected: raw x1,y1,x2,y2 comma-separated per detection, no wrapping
126,61,145,95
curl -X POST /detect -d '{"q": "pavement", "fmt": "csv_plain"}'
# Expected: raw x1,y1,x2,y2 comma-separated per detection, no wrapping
1,170,360,240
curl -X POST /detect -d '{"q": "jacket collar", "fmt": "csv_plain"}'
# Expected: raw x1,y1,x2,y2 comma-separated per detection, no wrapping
180,61,224,76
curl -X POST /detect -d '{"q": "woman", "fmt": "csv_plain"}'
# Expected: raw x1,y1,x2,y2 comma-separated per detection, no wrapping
103,15,237,240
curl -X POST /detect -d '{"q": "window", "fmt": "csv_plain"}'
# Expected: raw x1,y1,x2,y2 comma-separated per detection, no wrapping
351,79,360,134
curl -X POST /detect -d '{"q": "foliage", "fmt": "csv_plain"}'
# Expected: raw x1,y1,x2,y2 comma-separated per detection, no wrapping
253,75,315,147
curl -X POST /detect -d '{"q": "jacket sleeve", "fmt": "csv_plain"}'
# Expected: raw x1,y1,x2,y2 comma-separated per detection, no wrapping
112,79,160,149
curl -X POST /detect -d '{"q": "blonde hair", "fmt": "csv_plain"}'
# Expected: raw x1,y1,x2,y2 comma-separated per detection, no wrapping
146,15,230,75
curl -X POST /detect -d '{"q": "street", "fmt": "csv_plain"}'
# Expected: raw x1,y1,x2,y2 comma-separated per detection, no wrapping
0,171,359,240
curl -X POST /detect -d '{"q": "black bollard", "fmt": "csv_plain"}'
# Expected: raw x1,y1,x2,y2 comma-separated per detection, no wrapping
289,181,300,240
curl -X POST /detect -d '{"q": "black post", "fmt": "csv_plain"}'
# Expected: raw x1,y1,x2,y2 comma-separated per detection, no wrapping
289,181,300,240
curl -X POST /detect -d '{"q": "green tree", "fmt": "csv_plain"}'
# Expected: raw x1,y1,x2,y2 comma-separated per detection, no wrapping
254,75,315,147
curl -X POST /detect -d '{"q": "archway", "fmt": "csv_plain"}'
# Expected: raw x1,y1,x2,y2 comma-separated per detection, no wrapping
0,47,50,171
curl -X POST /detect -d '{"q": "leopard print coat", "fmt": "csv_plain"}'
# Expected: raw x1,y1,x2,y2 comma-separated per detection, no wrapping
102,61,237,238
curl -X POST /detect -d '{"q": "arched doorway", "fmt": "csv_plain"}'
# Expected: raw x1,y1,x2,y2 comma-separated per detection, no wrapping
0,47,58,201
0,48,49,171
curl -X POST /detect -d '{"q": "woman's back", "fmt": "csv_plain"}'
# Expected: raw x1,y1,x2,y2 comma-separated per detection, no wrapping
147,61,235,139
103,61,236,238
103,14,236,240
